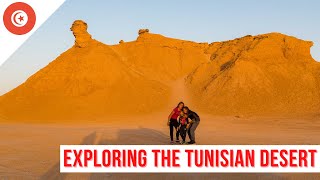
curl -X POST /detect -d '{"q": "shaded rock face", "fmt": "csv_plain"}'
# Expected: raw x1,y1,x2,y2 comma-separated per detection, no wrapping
0,21,319,122
70,20,92,48
186,33,320,115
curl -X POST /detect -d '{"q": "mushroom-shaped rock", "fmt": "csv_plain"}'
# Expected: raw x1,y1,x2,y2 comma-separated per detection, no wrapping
70,20,92,48
119,40,124,44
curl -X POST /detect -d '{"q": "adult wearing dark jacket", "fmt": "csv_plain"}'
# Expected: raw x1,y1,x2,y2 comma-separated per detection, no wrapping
183,106,200,144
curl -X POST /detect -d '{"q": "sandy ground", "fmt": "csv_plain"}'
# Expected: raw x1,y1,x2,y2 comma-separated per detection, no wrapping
1,113,320,180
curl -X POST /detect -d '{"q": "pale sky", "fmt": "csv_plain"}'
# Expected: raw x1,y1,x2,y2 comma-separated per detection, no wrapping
0,0,319,95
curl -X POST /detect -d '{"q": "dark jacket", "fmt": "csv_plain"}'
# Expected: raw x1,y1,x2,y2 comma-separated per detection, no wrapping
188,110,200,122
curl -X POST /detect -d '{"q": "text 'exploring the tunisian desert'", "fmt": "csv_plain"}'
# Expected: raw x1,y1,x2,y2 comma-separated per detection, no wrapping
60,145,320,173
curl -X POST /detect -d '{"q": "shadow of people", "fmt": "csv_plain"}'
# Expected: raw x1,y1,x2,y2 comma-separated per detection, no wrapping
40,132,97,180
98,127,169,145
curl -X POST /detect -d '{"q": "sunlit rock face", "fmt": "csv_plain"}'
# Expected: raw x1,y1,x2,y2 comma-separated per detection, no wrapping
70,20,92,48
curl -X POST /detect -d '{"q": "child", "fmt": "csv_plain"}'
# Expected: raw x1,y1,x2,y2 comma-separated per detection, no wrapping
178,112,189,144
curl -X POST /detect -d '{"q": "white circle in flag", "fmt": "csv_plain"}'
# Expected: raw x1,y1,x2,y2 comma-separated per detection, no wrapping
11,10,28,27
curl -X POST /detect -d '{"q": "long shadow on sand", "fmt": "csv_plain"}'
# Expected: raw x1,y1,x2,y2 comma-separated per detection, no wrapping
40,132,97,180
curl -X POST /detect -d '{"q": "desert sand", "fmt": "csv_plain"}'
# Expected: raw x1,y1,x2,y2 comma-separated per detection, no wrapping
1,114,320,179
0,20,320,179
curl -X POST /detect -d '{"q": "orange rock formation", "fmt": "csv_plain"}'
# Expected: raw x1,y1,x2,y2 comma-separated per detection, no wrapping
186,33,320,115
0,20,319,121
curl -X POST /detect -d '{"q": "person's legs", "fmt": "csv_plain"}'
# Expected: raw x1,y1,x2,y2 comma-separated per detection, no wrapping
187,124,192,141
175,123,180,141
181,126,186,142
189,121,200,143
169,120,174,142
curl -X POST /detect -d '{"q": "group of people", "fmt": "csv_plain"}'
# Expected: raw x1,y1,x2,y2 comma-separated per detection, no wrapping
167,102,200,144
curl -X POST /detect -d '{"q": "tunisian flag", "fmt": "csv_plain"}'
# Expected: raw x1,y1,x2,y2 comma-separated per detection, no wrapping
0,0,66,67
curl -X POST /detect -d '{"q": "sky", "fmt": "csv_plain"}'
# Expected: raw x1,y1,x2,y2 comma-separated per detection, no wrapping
0,0,319,95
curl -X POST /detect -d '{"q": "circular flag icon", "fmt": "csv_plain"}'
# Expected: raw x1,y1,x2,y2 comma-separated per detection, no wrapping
3,2,36,35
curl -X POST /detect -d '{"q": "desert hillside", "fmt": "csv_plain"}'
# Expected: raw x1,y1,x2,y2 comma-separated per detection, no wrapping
0,20,319,121
186,33,320,115
112,29,209,83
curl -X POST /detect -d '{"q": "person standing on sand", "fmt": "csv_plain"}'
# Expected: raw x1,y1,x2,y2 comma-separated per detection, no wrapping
183,106,200,144
168,102,184,144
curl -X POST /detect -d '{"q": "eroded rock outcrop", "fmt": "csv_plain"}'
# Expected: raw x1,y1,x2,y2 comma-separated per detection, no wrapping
70,20,92,48
138,28,149,35
186,33,320,115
